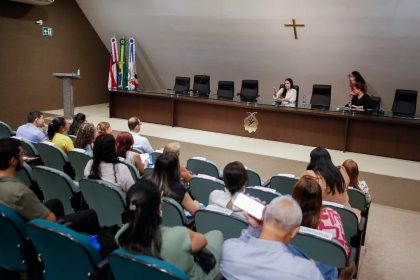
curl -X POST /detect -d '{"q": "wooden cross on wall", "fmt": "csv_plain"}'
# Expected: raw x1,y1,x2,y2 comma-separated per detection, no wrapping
284,18,305,39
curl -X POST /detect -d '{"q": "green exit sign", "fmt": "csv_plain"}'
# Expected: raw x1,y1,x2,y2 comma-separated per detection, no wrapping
42,27,53,37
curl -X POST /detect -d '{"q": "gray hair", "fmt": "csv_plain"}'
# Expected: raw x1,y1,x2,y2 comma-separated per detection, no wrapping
263,196,302,231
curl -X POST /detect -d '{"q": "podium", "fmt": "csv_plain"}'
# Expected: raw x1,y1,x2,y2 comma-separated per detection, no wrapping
53,73,81,119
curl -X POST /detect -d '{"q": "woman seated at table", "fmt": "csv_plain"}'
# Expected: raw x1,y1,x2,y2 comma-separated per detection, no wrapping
348,82,373,110
348,71,366,92
273,78,297,107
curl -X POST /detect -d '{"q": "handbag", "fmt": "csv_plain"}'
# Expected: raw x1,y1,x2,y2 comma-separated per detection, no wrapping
193,248,216,274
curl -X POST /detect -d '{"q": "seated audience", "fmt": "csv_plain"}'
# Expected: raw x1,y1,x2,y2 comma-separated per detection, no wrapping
84,134,134,192
68,113,86,136
16,110,48,143
163,142,193,182
273,78,297,107
74,122,96,157
152,153,200,215
116,132,147,174
292,176,350,255
208,161,247,216
128,116,154,153
221,196,355,280
303,147,350,206
0,138,100,235
116,178,223,279
47,116,74,152
342,159,372,203
96,121,112,136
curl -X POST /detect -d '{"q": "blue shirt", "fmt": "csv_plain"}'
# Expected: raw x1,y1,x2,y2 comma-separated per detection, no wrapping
221,227,324,280
16,123,47,143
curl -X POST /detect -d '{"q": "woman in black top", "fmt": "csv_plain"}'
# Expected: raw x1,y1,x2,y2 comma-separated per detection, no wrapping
349,82,373,110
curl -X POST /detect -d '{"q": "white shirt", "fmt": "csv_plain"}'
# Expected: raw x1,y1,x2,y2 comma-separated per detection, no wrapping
208,190,244,217
130,131,154,153
273,88,297,106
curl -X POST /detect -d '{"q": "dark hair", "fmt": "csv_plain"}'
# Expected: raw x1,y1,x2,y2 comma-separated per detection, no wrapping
88,134,119,180
27,111,42,123
353,82,366,94
118,178,162,257
0,138,21,170
223,161,248,195
116,132,134,158
68,113,86,135
47,117,66,140
306,147,345,195
74,123,95,149
351,71,366,85
151,152,181,199
128,117,140,131
281,78,294,98
342,159,360,190
292,175,322,228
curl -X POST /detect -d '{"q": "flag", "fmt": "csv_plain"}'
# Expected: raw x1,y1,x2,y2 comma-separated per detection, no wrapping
107,55,117,89
108,37,119,90
118,38,128,90
127,37,139,90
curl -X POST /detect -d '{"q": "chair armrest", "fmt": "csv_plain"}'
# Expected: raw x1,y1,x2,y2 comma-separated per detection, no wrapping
358,216,367,233
347,246,358,266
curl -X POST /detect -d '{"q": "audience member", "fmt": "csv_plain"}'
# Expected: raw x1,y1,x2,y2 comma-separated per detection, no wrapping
342,159,371,203
303,147,350,206
0,138,100,234
127,117,153,153
84,134,134,192
221,196,355,280
116,178,223,279
74,122,96,157
163,142,193,182
116,132,146,174
96,121,112,135
47,116,74,152
208,161,247,216
152,153,200,215
16,111,48,143
273,78,297,107
68,113,86,136
292,176,350,255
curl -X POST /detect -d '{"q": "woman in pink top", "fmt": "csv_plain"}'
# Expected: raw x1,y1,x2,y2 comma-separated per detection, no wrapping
292,175,350,255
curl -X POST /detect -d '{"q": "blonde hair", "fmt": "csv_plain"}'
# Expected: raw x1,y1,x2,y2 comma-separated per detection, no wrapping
163,142,181,156
97,121,111,134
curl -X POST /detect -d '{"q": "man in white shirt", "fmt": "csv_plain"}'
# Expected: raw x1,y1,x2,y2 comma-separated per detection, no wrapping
127,116,153,153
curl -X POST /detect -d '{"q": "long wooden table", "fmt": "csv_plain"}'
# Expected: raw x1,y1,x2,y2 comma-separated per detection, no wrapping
109,90,420,162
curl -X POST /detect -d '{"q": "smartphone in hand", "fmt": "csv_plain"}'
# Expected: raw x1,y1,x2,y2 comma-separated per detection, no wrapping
233,193,265,220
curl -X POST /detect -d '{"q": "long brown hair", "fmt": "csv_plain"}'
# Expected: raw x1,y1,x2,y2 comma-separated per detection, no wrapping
116,132,134,158
292,175,322,229
342,159,360,189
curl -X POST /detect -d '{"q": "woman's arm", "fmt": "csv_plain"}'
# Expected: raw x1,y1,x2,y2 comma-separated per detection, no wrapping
283,89,297,103
273,88,283,100
181,192,200,215
133,153,146,174
188,229,208,253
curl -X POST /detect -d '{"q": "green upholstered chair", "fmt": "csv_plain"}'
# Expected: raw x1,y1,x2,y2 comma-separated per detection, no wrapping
186,157,221,178
189,174,225,205
68,149,92,181
245,167,262,186
0,121,14,138
245,186,280,204
268,174,299,195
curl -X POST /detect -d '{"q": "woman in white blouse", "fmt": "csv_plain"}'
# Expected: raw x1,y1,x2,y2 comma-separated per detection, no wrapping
273,78,297,107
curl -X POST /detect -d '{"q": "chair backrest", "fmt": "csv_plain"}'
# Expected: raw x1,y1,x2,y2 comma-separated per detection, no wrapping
0,121,14,138
173,76,190,95
16,162,44,201
245,167,262,186
189,174,225,205
291,226,347,268
245,187,280,204
162,197,188,227
142,167,154,177
186,157,220,178
269,174,299,195
392,89,417,117
109,248,189,280
195,209,248,240
348,187,367,212
68,150,92,181
217,81,234,100
311,84,331,110
239,80,259,102
32,166,78,214
12,136,40,157
369,96,382,113
322,201,358,246
118,159,141,181
79,179,126,227
26,219,102,280
150,151,162,164
68,135,77,143
193,75,210,97
36,142,69,173
0,204,28,272
279,84,300,106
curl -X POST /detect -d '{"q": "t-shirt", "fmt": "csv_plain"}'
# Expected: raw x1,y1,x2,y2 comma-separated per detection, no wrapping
352,94,373,109
51,133,74,152
0,176,50,220
318,207,350,255
167,181,187,203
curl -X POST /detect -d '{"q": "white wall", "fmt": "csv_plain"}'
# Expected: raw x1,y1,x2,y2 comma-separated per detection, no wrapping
77,0,420,112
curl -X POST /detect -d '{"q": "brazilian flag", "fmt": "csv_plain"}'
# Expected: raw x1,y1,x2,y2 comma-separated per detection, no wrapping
118,38,128,90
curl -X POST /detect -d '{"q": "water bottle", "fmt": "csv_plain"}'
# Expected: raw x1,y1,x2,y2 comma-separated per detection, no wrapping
302,94,307,107
76,69,80,76
347,99,352,111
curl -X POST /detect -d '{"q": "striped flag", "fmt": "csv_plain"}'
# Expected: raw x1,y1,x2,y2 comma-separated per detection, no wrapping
127,37,139,90
108,37,119,90
118,38,128,90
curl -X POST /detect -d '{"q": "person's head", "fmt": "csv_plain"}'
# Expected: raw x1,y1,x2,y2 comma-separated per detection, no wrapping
74,122,95,149
88,134,118,179
307,147,345,195
128,117,141,133
47,117,67,140
116,132,135,158
68,113,86,135
352,82,365,95
0,138,23,173
350,71,366,85
342,159,360,189
96,121,112,135
292,175,322,228
163,142,181,157
27,111,45,127
118,178,162,257
152,152,180,197
284,78,294,90
262,196,302,244
223,161,248,195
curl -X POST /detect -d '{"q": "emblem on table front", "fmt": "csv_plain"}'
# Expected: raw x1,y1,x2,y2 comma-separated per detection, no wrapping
244,112,258,133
